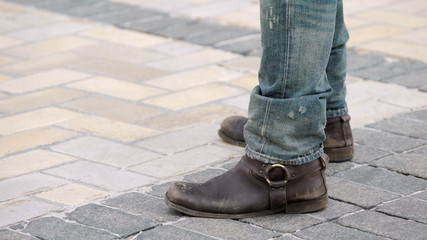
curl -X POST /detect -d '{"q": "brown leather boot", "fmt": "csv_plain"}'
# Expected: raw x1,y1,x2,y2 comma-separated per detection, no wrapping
218,114,354,162
165,155,329,219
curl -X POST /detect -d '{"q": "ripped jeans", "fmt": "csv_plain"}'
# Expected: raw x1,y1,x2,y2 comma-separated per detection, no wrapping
244,0,349,165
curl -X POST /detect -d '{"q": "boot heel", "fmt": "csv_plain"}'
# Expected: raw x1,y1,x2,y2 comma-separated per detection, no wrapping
324,145,354,162
285,194,329,214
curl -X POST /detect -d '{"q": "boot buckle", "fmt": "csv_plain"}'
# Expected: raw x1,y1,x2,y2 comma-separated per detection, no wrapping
265,164,289,187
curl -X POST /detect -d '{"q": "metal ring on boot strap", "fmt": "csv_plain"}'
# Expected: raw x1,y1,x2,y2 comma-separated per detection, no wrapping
265,164,289,187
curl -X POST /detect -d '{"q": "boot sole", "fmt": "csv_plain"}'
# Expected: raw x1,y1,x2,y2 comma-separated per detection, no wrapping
324,145,354,162
165,193,328,219
218,130,246,147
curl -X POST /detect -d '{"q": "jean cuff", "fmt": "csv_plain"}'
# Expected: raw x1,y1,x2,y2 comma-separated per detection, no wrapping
245,145,324,166
326,106,348,118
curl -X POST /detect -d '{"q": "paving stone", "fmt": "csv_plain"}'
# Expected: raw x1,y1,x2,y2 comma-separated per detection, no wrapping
145,49,238,72
337,210,427,240
376,197,427,224
379,88,427,109
367,117,427,139
216,35,262,55
56,116,162,142
0,88,87,114
71,60,165,82
103,192,181,222
273,234,301,240
229,74,258,90
335,165,427,195
349,100,408,128
0,35,23,49
242,213,323,233
0,198,60,227
146,182,171,198
176,0,253,19
174,218,280,240
0,127,79,158
184,168,226,183
356,9,427,28
0,149,76,180
399,109,427,122
52,136,160,168
136,123,220,154
152,20,221,39
325,161,356,176
4,36,96,59
347,24,406,47
0,229,37,240
35,183,110,206
420,84,427,92
131,145,237,178
349,59,427,81
221,56,261,74
308,199,362,221
295,222,387,240
0,53,87,75
122,15,190,33
140,104,245,131
34,0,99,11
79,26,170,49
352,144,393,164
0,54,17,66
370,152,427,180
0,68,90,94
67,76,166,100
143,83,244,110
346,51,386,72
6,19,97,42
222,93,250,110
383,69,427,89
148,41,203,56
0,173,68,202
144,65,243,91
327,177,400,208
64,1,129,17
186,26,258,46
90,7,161,24
413,190,427,201
66,204,159,237
135,225,215,240
44,161,155,191
353,128,426,153
0,107,82,136
23,217,115,240
72,42,167,66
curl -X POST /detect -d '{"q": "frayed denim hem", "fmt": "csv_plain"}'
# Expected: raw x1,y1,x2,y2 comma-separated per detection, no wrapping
326,106,348,118
245,145,324,166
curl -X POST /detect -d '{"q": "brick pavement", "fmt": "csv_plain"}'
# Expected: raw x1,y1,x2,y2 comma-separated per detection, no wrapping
0,0,426,239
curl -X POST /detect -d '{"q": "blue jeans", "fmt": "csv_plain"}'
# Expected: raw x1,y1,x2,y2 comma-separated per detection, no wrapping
244,0,349,165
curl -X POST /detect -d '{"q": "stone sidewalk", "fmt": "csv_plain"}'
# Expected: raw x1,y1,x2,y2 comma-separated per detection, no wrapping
0,0,426,239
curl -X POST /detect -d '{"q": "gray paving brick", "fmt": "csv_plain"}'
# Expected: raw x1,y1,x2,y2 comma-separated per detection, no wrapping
352,144,393,164
413,190,427,201
23,217,115,240
399,109,427,122
51,136,161,168
337,210,427,240
353,128,426,153
147,182,171,198
327,177,400,208
335,165,427,195
44,161,155,191
325,161,356,176
152,21,221,39
135,225,215,240
174,218,280,240
367,116,427,139
376,197,427,224
103,192,181,222
186,27,258,46
35,0,99,11
274,234,302,240
0,229,37,240
308,199,362,221
409,144,427,154
1,0,47,5
66,204,159,237
349,59,427,81
184,168,226,183
420,84,427,92
122,16,189,33
295,222,388,240
90,7,161,24
347,51,385,72
383,69,427,88
370,152,427,179
63,1,130,17
242,213,323,233
216,35,262,55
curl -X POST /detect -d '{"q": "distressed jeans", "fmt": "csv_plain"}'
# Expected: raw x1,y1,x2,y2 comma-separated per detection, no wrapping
244,0,349,165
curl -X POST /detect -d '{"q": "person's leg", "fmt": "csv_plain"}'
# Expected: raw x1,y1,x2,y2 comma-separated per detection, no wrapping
166,0,338,218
